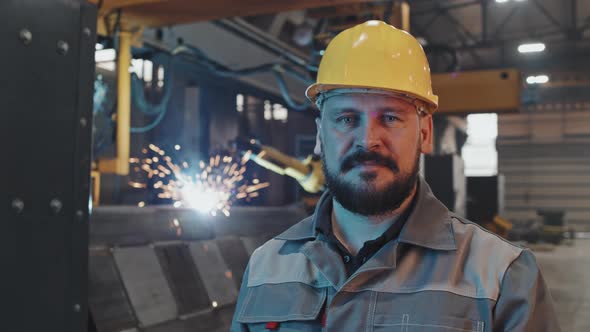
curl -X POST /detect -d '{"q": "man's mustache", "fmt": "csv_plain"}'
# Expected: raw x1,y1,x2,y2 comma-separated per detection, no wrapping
340,150,399,173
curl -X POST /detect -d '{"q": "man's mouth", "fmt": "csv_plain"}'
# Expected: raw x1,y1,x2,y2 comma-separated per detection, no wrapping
340,151,399,173
354,161,381,167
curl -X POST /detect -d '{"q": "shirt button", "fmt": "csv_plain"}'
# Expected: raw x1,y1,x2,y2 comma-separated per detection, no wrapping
343,255,351,263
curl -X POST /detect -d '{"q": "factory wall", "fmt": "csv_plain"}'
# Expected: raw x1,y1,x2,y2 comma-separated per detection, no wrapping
498,100,590,231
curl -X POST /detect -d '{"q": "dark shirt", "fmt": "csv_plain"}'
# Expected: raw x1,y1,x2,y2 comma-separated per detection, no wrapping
315,191,416,277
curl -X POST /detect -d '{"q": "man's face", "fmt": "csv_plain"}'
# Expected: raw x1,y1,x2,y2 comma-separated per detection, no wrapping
316,93,433,215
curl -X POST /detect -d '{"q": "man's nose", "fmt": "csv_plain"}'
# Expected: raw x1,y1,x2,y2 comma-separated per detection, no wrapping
355,118,381,150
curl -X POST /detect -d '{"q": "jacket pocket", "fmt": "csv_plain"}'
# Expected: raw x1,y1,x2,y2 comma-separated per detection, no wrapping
236,282,326,331
373,313,485,332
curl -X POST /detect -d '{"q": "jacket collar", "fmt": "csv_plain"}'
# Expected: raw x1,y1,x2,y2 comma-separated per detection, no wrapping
397,176,456,250
275,176,456,251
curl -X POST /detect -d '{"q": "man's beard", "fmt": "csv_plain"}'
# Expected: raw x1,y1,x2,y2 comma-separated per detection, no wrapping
322,147,420,216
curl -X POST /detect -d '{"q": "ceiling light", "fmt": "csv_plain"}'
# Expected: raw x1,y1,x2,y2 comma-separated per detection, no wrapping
526,75,549,84
495,0,509,3
518,43,546,53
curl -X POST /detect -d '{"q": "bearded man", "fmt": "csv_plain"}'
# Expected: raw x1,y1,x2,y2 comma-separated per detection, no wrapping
231,20,559,332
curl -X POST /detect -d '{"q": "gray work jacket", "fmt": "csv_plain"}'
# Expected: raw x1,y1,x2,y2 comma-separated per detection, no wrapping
231,178,560,331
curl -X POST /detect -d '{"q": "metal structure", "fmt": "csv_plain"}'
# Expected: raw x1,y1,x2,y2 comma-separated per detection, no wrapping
0,0,96,331
407,0,590,71
88,205,308,331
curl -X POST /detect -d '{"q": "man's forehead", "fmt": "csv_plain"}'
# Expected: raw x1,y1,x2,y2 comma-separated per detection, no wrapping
322,93,415,112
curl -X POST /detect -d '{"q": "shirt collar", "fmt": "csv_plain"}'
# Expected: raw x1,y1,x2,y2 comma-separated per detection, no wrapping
275,176,457,251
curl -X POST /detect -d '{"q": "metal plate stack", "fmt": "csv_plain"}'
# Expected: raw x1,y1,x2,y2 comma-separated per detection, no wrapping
88,205,307,331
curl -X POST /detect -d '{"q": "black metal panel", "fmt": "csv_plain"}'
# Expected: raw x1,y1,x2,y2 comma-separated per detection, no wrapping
90,206,214,246
113,246,178,327
467,176,501,223
424,154,458,211
216,237,251,289
88,249,138,332
0,1,96,331
189,241,238,307
155,244,212,315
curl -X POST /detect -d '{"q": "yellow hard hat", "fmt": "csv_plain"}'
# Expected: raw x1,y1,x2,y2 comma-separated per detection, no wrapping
306,20,438,113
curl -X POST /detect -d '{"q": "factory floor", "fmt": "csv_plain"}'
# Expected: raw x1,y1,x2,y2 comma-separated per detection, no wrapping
534,238,590,331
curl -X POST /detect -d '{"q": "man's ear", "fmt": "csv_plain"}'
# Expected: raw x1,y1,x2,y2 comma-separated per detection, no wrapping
314,117,322,155
420,114,434,154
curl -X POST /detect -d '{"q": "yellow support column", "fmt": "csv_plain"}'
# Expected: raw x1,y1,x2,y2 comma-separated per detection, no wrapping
391,1,410,32
98,30,131,175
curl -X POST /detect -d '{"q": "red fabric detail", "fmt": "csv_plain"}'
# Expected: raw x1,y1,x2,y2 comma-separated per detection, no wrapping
322,313,327,327
265,322,279,330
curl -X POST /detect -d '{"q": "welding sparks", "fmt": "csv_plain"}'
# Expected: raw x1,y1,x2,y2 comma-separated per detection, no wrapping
129,144,269,216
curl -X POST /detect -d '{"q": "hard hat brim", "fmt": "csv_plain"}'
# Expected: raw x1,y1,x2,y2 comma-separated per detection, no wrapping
305,83,439,113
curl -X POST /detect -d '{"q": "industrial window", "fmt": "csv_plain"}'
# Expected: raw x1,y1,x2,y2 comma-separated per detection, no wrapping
261,100,288,122
236,94,244,112
95,46,116,72
462,113,498,176
130,59,153,83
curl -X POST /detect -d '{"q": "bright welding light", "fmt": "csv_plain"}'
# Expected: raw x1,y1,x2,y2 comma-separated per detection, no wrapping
518,43,546,53
181,187,223,214
526,75,549,84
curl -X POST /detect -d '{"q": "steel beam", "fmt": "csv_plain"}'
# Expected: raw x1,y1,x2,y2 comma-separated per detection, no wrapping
442,9,479,44
412,0,480,16
532,0,566,31
440,7,483,65
91,0,378,27
481,0,488,43
492,6,520,40
432,69,521,114
412,11,442,38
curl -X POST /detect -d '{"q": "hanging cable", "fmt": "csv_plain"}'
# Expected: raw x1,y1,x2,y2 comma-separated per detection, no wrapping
172,44,313,110
130,53,174,133
272,71,311,111
127,41,315,134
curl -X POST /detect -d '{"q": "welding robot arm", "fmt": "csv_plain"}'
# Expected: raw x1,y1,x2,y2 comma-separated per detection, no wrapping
238,138,325,194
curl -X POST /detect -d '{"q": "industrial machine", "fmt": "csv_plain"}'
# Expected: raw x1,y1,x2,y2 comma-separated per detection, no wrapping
240,138,325,194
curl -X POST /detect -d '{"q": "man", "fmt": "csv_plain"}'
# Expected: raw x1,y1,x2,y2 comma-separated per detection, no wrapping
231,20,560,331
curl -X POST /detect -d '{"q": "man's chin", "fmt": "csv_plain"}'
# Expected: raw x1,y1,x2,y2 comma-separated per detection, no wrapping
342,171,394,184
340,179,397,194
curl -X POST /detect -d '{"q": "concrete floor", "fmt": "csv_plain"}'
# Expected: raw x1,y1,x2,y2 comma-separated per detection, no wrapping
534,239,590,331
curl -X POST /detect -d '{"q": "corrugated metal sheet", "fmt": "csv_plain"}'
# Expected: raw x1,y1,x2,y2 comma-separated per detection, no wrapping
113,247,179,327
498,103,590,230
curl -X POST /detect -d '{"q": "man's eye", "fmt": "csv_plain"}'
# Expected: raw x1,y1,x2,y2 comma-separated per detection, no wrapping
383,114,399,123
337,116,356,124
